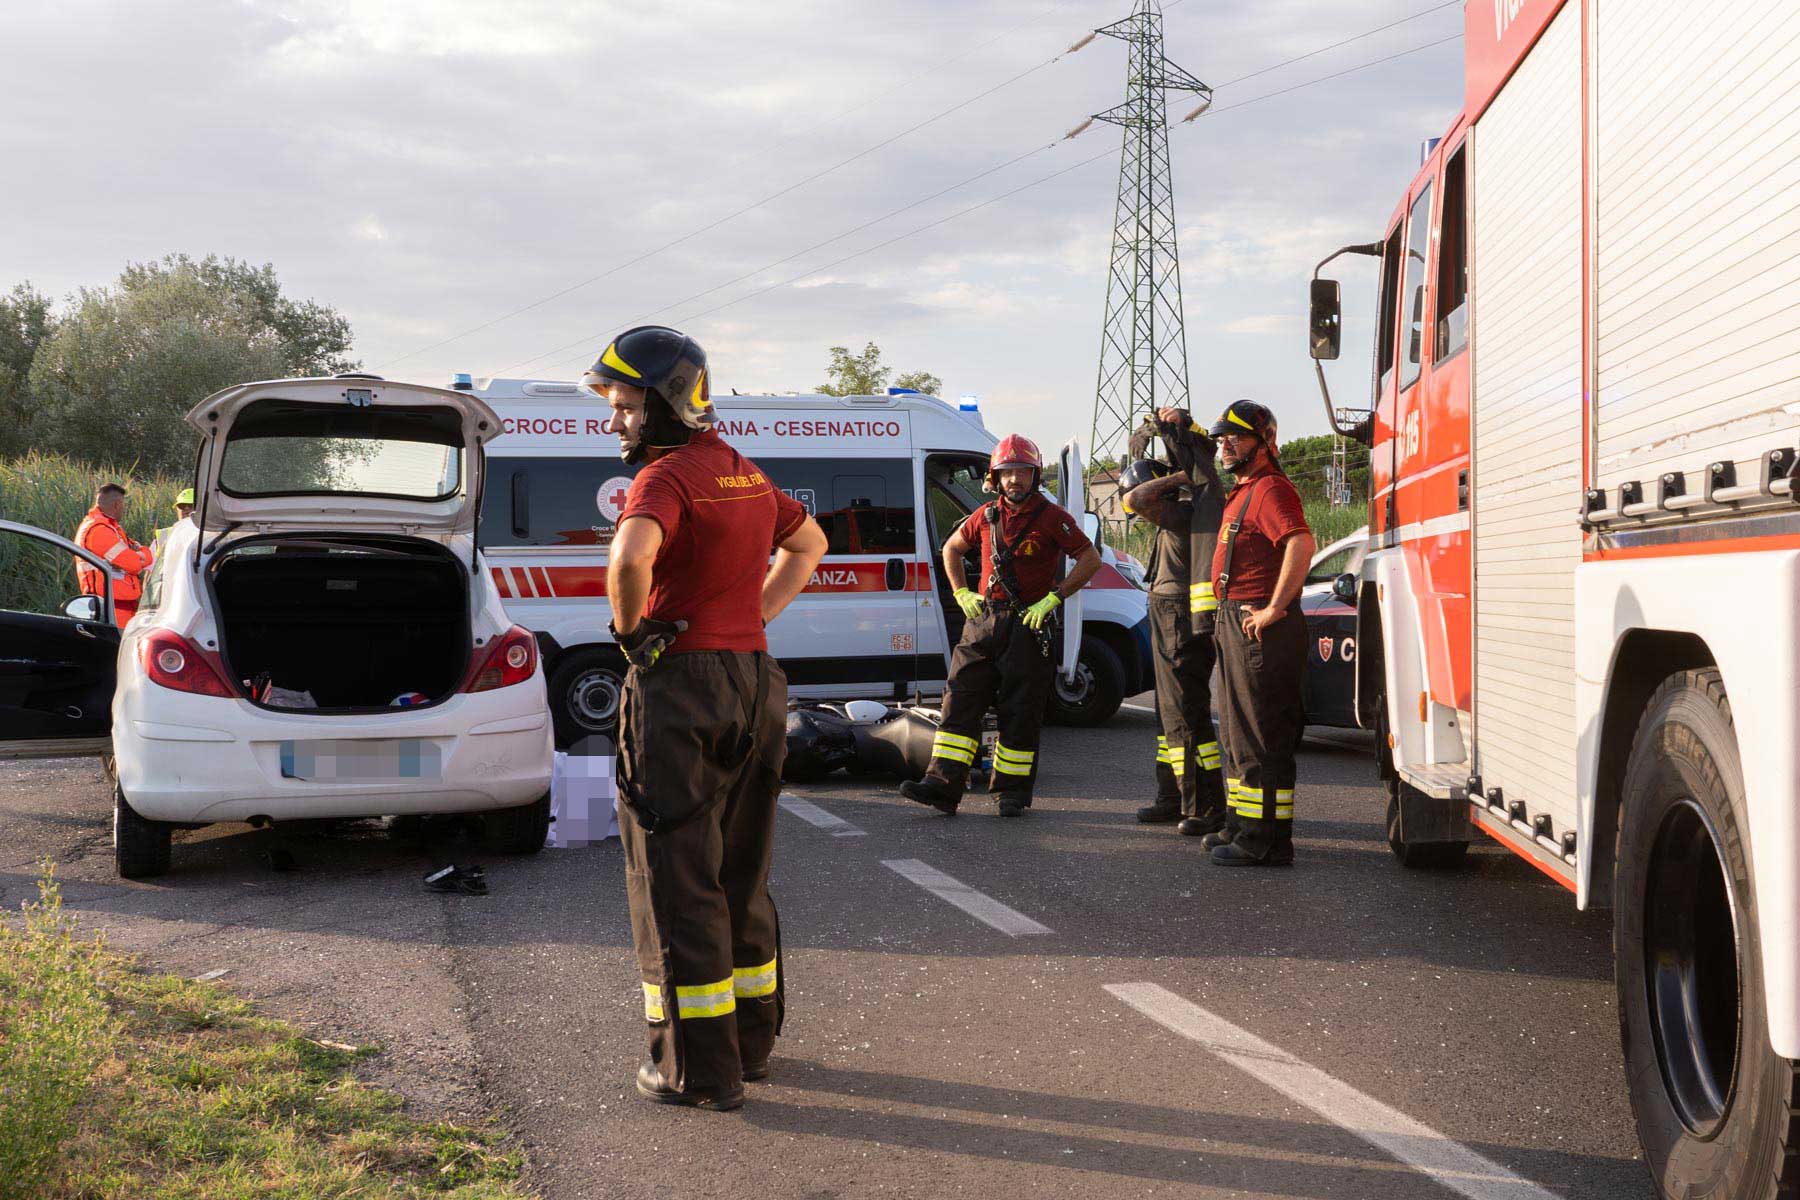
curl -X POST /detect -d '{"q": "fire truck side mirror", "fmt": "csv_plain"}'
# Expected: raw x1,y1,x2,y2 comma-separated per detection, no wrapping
1309,279,1342,361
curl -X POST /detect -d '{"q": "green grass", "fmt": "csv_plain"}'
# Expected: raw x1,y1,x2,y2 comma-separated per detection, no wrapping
0,865,533,1200
0,452,186,614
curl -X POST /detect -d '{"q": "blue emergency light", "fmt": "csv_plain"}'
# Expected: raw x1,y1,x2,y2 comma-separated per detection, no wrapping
452,372,473,391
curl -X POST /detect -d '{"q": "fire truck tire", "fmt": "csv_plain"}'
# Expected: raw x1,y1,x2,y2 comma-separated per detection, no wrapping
484,790,551,855
1046,635,1125,728
1383,784,1470,869
1616,668,1799,1200
549,649,627,746
114,783,171,879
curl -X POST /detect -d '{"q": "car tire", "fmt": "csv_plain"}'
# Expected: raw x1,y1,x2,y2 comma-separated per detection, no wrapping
548,648,627,746
114,784,171,879
485,791,551,855
1615,669,1798,1200
1383,785,1470,869
1046,635,1125,727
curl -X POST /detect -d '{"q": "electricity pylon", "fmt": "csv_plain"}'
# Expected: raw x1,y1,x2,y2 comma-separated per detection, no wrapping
1087,0,1211,469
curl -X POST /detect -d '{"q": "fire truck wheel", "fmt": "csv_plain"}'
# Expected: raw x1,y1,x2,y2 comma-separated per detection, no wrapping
1046,635,1125,728
549,649,627,746
1616,668,1798,1200
1383,783,1470,869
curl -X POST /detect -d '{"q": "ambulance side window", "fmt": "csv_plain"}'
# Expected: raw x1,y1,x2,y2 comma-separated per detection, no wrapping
761,460,915,556
1398,182,1434,390
1374,223,1403,399
1435,146,1469,361
477,456,631,548
924,456,987,546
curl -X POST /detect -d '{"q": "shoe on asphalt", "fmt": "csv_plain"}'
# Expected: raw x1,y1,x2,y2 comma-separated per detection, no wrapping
900,777,960,816
997,797,1028,818
1208,839,1295,867
742,1059,770,1082
1200,828,1235,850
1136,800,1181,824
636,1063,745,1110
1177,812,1226,838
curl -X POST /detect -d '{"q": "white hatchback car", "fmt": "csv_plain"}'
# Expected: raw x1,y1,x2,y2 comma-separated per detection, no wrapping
111,376,555,878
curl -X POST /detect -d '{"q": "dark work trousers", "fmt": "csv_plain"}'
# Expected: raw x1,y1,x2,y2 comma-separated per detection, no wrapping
617,651,787,1091
1215,598,1306,854
1150,594,1226,819
923,606,1055,806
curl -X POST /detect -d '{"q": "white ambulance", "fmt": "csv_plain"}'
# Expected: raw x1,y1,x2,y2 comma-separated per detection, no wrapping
458,377,1152,745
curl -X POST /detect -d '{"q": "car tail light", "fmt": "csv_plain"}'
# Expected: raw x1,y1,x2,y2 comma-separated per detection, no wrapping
139,630,235,698
463,626,538,693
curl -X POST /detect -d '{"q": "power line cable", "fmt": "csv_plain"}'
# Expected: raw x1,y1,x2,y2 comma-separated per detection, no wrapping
373,30,1099,372
507,29,1461,379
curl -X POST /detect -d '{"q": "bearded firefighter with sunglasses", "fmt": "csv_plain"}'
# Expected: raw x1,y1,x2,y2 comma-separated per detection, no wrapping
899,435,1102,818
586,325,827,1111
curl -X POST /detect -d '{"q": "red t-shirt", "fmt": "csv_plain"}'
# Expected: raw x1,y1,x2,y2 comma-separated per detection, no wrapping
957,495,1094,605
619,431,808,653
1210,463,1310,603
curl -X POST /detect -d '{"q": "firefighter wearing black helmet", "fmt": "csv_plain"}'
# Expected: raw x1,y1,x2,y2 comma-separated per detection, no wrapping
900,434,1102,818
586,325,827,1109
1205,399,1315,866
1118,408,1228,838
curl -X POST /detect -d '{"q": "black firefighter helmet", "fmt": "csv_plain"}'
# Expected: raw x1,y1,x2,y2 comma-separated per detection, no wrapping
580,325,714,463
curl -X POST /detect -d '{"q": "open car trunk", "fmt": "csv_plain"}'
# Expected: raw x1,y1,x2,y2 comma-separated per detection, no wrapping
210,536,469,712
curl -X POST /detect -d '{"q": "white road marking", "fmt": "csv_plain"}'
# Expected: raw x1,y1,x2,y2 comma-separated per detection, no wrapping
882,859,1051,937
1105,983,1561,1200
778,796,867,838
1121,702,1156,715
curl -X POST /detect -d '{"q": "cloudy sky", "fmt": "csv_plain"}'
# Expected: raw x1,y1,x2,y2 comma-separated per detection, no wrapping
4,0,1463,456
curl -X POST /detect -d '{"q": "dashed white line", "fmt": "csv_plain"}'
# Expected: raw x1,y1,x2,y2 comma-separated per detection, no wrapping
1120,701,1156,715
1105,983,1560,1200
778,796,867,838
882,858,1051,937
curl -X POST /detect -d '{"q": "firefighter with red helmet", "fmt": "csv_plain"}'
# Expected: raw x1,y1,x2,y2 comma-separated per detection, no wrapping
587,325,828,1110
900,434,1102,817
1204,399,1315,866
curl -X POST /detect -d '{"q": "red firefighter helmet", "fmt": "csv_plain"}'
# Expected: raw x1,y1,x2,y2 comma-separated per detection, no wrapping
986,434,1043,492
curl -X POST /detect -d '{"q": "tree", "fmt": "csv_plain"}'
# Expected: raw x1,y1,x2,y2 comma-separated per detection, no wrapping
816,342,939,397
0,284,54,458
27,257,358,475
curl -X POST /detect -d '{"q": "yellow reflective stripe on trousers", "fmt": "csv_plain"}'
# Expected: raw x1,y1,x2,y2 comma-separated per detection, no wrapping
674,978,736,1019
1189,581,1218,614
733,957,778,999
1228,784,1295,820
933,743,976,765
933,730,979,751
643,982,666,1021
1196,741,1222,770
932,731,977,764
993,744,1035,777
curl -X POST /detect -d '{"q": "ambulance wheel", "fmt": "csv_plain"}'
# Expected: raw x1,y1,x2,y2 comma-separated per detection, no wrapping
114,784,171,879
1383,784,1468,869
1616,669,1798,1200
1046,635,1124,727
485,791,551,855
550,649,626,745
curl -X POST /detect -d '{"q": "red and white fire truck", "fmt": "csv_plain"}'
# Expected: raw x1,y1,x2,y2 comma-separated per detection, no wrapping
1307,1,1800,1192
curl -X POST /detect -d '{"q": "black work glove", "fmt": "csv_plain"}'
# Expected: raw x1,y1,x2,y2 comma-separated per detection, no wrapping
611,617,688,670
1128,416,1158,462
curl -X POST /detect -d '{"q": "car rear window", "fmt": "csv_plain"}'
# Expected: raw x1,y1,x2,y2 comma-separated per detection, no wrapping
218,400,464,500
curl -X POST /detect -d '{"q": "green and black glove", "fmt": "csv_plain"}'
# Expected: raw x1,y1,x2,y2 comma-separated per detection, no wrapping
611,617,688,670
1022,593,1061,630
953,587,986,620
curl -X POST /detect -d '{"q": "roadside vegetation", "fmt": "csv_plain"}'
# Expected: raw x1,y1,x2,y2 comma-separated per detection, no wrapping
0,866,532,1200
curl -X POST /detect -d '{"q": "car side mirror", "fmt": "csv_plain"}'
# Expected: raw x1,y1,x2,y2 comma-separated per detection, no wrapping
1332,573,1357,605
64,594,103,622
1309,278,1342,361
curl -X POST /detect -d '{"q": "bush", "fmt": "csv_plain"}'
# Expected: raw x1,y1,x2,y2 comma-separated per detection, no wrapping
0,452,185,614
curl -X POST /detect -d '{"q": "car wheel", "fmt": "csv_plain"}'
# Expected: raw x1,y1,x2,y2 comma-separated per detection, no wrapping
1046,635,1125,727
484,791,551,855
1615,669,1798,1199
1384,784,1470,869
114,784,171,879
549,649,627,746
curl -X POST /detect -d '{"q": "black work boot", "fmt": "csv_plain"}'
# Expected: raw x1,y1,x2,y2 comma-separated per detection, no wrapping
1136,797,1181,823
900,773,961,816
636,1063,745,1110
741,1059,771,1082
997,795,1029,818
1200,821,1239,850
1178,808,1226,838
1210,820,1294,867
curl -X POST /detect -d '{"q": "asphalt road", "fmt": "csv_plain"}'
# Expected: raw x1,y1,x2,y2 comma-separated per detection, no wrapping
0,699,1648,1199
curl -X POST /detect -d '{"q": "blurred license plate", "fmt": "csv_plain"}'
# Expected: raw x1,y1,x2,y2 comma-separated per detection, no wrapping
279,739,441,781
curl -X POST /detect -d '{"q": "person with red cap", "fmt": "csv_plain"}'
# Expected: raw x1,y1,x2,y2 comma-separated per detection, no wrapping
900,434,1101,818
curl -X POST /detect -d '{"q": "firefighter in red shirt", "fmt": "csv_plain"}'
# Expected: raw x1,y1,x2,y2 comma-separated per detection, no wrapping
900,435,1102,818
586,326,827,1111
74,483,154,626
1205,400,1315,866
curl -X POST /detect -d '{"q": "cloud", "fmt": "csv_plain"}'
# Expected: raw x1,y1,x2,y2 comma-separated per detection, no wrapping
1222,314,1299,335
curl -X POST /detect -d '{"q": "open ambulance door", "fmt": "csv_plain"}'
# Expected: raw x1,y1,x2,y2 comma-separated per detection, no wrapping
1055,439,1094,687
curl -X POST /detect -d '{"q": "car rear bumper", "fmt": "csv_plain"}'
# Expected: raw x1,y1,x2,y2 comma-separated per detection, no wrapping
113,682,554,824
